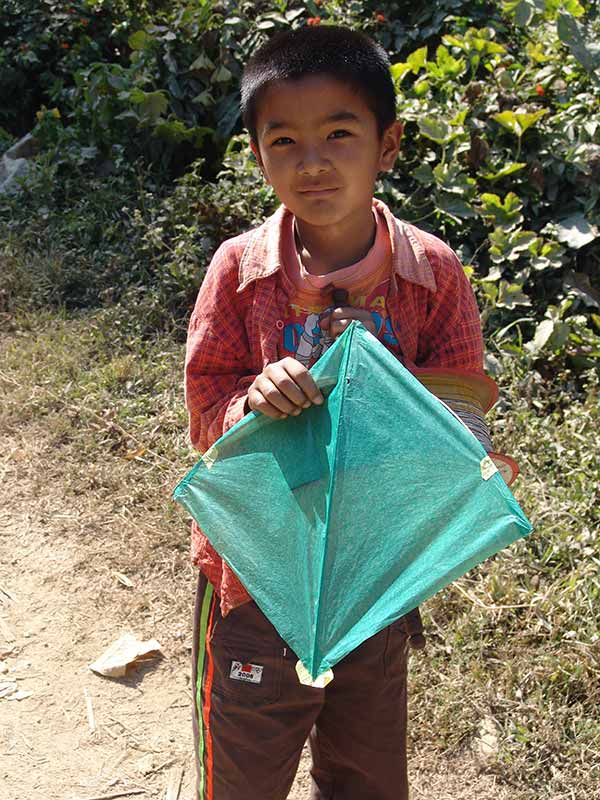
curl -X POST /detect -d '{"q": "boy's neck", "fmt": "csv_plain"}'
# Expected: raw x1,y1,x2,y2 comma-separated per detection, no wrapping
294,207,377,275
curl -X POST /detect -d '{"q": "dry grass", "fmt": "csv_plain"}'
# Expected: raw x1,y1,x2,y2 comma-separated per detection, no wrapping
0,310,195,659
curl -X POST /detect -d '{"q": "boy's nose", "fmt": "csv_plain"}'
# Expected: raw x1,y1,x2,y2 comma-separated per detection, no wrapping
297,147,329,175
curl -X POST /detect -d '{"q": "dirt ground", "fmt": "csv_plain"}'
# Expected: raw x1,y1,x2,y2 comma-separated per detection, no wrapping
0,424,514,800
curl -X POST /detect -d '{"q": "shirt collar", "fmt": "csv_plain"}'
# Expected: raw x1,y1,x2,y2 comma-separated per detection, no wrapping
237,198,437,293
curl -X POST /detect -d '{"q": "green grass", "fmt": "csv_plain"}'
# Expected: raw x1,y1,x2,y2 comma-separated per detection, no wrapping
0,307,190,459
1,308,599,799
410,365,599,797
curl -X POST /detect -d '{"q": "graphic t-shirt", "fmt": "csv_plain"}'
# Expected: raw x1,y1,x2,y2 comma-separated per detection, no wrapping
280,209,400,368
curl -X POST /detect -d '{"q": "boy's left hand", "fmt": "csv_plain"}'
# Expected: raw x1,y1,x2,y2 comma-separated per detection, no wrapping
320,306,376,339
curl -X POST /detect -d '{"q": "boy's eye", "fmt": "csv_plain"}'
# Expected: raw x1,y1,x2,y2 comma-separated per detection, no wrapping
328,129,351,139
271,136,294,146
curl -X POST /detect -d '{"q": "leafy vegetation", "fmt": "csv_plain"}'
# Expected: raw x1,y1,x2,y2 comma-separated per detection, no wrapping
1,0,599,372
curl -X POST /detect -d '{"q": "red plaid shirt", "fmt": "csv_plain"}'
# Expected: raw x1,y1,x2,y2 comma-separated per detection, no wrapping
185,199,484,616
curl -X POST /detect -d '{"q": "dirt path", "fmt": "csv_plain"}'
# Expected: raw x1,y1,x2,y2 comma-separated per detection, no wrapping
0,433,194,799
0,424,318,800
0,425,513,800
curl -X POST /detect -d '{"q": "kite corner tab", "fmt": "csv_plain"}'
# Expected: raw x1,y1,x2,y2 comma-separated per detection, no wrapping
295,660,334,689
480,455,498,481
202,446,219,470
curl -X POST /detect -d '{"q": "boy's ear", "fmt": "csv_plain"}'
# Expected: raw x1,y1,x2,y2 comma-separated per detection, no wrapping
250,139,270,184
379,121,404,172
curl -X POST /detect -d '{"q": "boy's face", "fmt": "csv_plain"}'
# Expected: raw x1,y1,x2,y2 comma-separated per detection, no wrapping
250,75,402,230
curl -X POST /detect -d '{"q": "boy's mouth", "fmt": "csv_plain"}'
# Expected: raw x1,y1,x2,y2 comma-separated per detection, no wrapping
298,187,339,197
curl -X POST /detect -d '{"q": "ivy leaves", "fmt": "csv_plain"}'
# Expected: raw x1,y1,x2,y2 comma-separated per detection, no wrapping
384,2,599,369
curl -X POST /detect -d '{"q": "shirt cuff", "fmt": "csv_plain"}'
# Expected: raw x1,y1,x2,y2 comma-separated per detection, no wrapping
224,392,251,433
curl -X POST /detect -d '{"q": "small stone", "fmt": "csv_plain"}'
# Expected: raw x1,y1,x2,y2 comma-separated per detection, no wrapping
4,133,36,160
0,661,8,674
474,715,500,763
136,753,155,775
0,156,31,194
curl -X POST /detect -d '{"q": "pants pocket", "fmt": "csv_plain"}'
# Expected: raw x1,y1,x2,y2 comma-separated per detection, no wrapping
209,603,285,706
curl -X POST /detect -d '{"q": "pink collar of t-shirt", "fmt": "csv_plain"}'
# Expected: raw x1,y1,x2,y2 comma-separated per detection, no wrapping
282,209,391,294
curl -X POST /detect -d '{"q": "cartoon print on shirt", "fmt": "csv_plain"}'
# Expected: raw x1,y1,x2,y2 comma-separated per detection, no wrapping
284,310,334,366
283,296,399,367
370,311,399,345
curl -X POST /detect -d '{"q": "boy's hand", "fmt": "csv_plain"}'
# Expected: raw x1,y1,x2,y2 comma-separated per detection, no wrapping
321,306,376,339
247,357,325,419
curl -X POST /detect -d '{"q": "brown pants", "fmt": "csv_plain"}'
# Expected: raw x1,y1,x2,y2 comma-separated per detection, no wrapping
192,573,423,800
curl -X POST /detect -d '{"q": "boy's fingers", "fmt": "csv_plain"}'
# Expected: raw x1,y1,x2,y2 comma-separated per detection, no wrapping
249,358,324,417
254,375,299,414
320,306,351,331
248,376,296,417
329,306,373,324
282,359,324,405
247,392,288,418
330,319,350,338
266,364,312,408
328,307,376,338
328,305,356,320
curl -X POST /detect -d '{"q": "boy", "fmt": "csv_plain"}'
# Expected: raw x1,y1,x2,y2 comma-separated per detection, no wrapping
185,25,484,800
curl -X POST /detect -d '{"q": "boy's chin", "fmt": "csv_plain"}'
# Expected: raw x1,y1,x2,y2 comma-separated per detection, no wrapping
286,199,354,228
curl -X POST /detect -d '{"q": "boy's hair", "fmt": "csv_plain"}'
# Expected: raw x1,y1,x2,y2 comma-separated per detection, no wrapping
241,25,396,142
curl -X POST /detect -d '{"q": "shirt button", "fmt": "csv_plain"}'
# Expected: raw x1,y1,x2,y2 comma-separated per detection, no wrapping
276,320,284,330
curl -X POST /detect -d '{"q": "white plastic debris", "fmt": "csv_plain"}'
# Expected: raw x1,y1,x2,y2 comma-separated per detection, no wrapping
0,681,32,701
89,633,162,678
5,689,32,701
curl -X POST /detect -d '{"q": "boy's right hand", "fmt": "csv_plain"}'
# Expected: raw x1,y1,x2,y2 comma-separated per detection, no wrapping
247,357,324,419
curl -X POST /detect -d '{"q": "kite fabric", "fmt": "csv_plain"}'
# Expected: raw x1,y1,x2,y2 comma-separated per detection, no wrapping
174,322,532,683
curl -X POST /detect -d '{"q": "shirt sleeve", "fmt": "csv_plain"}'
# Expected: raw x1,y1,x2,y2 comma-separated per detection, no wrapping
184,242,256,453
416,239,484,372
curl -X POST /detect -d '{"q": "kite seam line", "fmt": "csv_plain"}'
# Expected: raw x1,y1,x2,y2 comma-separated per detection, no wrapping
310,322,356,678
202,446,218,469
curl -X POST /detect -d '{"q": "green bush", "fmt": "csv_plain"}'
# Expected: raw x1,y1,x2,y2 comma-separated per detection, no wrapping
0,133,275,337
1,0,599,375
2,0,308,174
0,0,134,135
376,1,600,373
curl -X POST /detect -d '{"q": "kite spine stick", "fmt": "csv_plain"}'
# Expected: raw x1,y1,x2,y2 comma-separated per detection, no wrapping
309,323,355,679
201,446,218,469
